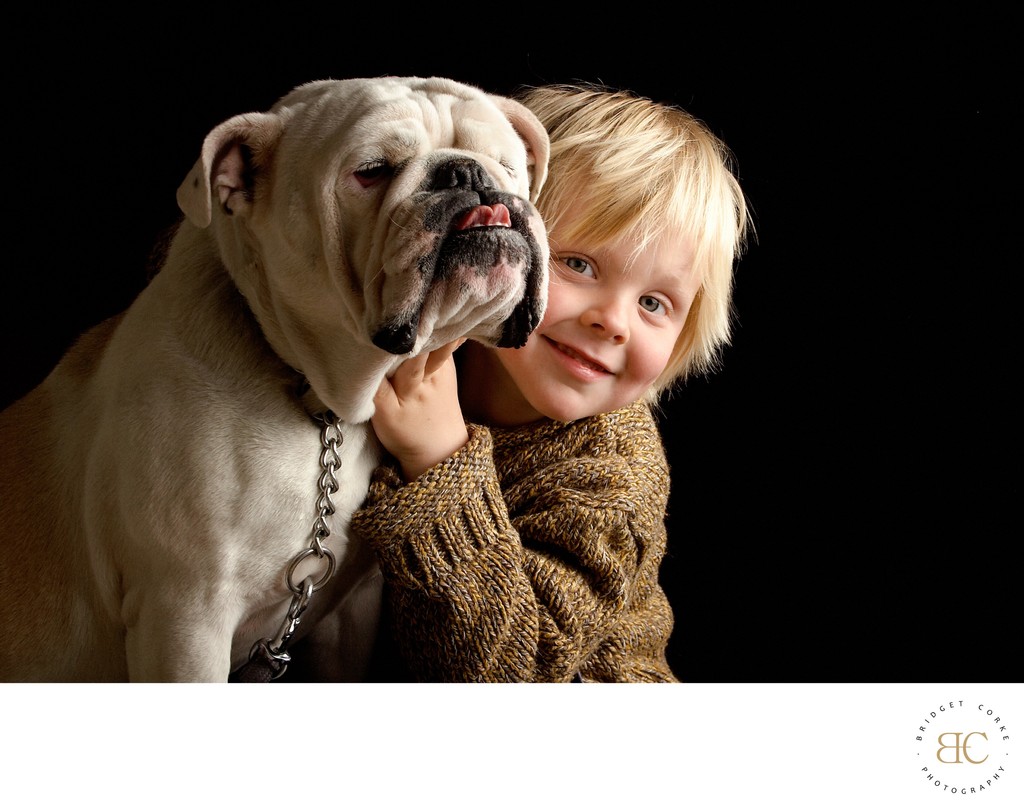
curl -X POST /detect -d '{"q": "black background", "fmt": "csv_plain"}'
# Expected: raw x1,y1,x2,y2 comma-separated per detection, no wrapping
3,18,1017,682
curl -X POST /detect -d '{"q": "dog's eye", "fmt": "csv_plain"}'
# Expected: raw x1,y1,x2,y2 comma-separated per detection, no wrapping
499,160,517,179
354,160,393,188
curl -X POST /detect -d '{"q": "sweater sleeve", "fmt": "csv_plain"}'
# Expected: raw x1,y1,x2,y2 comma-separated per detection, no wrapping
351,401,678,683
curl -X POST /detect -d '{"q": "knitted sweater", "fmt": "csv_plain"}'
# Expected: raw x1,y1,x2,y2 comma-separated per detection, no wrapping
352,399,679,683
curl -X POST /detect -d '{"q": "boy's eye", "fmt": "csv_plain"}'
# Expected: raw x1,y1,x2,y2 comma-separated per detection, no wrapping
564,256,595,277
640,294,665,315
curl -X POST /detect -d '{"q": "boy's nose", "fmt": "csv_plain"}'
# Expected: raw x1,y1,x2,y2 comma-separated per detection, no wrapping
582,301,628,344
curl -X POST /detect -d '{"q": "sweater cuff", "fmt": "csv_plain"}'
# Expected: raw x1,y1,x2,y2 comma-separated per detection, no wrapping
352,424,515,587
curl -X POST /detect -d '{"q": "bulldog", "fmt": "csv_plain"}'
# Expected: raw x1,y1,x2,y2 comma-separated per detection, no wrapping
0,76,549,682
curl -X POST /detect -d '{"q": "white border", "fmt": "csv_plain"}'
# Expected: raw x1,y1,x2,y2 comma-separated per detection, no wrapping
2,683,1021,807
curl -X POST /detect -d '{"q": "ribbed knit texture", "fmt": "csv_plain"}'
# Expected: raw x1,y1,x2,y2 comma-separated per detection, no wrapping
352,399,678,682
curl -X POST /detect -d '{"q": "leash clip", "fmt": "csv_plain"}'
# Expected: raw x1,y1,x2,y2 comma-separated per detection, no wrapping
246,574,315,680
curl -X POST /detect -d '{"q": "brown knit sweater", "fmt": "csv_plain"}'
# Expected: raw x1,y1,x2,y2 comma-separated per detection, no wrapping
352,399,678,682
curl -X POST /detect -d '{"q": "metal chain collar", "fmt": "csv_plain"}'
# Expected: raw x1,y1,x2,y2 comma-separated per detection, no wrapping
245,409,342,679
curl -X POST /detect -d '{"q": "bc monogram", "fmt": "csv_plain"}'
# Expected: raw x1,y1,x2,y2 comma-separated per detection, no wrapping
935,732,989,764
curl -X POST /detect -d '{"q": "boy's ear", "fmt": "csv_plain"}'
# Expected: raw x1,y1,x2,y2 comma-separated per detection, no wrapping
490,95,550,203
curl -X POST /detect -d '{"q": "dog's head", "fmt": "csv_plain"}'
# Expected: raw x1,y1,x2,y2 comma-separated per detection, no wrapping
176,76,549,422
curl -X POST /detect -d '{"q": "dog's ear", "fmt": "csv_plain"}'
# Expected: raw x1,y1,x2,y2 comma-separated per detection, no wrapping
489,96,550,205
176,112,284,228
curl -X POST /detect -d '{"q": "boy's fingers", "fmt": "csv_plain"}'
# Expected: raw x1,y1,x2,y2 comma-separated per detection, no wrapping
386,338,465,395
423,338,466,376
374,375,395,402
389,352,429,393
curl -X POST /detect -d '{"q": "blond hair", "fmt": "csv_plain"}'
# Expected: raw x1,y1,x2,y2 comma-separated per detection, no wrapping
516,83,752,400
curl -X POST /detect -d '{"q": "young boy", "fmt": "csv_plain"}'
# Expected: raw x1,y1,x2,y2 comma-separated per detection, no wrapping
354,83,751,682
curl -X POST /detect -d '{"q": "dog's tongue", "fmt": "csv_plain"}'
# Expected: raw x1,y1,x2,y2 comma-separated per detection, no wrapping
454,203,511,230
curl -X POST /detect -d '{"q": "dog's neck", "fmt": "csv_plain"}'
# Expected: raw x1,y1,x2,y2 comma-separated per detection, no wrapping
169,223,399,426
291,349,402,425
293,376,330,420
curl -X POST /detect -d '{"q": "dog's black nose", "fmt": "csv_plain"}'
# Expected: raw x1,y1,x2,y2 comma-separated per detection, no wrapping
431,159,493,193
372,318,419,355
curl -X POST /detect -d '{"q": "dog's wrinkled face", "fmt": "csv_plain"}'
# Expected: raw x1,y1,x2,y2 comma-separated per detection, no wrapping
177,76,550,421
366,153,544,355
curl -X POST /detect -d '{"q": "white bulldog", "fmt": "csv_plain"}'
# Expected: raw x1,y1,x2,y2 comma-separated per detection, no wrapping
0,76,549,682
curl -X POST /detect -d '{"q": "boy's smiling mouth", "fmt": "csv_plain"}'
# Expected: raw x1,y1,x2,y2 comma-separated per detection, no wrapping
544,336,612,375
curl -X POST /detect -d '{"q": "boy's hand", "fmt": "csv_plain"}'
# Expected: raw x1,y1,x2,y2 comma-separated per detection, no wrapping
371,339,469,482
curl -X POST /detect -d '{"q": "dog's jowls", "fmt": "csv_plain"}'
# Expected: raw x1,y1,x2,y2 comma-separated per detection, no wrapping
0,77,549,682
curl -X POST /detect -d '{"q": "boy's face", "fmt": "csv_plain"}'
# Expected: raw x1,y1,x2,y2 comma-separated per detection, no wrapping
484,203,700,425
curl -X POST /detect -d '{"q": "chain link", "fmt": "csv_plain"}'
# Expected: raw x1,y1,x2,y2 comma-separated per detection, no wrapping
245,409,343,679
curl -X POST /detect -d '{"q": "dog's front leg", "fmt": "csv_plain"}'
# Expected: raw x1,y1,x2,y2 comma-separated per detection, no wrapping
123,586,237,682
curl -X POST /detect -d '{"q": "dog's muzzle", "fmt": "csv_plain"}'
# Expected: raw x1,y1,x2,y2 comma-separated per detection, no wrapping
370,157,546,355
